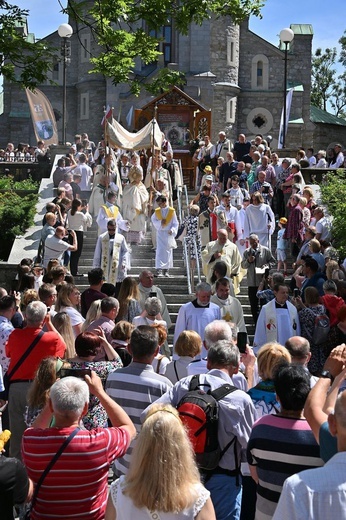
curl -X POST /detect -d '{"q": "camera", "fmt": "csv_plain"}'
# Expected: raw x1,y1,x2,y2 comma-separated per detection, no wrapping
293,288,300,298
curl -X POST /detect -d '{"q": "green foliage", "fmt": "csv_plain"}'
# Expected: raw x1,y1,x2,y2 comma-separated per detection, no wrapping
0,175,39,190
145,68,186,96
320,169,346,258
311,42,346,118
0,191,38,260
0,1,54,88
311,47,337,112
66,0,264,94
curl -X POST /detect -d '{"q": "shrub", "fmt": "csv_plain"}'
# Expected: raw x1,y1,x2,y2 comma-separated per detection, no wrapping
0,175,39,190
0,191,39,260
320,168,346,258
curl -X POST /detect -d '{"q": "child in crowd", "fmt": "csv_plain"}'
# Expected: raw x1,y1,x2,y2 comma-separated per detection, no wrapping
276,217,288,276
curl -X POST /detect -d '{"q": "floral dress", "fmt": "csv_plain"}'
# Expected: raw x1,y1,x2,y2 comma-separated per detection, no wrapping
183,214,201,260
69,359,122,429
299,304,327,375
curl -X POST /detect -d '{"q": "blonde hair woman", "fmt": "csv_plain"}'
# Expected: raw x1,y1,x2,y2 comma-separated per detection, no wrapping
52,311,76,358
81,299,102,332
55,283,85,336
248,342,291,418
105,403,215,520
116,277,141,323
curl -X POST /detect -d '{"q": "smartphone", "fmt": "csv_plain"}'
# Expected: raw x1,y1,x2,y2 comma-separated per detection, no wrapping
293,288,300,298
237,332,248,354
60,368,92,379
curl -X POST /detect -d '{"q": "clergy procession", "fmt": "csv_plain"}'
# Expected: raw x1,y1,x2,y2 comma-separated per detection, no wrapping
3,121,346,520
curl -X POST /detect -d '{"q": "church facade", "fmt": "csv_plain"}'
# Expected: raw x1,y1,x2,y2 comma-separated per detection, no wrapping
2,8,342,153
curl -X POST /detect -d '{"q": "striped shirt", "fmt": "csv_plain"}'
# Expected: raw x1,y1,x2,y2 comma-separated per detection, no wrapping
105,362,173,476
247,414,323,519
22,426,130,519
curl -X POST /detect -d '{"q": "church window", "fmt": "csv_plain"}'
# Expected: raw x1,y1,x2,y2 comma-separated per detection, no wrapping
251,55,269,90
80,93,89,120
81,33,91,63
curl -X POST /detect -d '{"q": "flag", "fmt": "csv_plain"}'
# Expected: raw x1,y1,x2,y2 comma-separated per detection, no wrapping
126,105,134,128
25,88,58,146
101,105,112,127
278,88,294,149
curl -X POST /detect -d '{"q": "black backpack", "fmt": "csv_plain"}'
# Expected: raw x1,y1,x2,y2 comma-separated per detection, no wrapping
177,375,238,471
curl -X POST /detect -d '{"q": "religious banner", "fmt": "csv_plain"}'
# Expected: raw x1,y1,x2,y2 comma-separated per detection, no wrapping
25,88,58,145
278,88,294,149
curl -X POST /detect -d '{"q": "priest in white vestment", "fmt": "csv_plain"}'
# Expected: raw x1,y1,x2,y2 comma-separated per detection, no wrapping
253,283,300,354
173,282,221,358
92,219,130,287
243,191,275,248
151,195,178,277
96,191,129,235
137,270,172,329
122,166,149,244
210,278,247,334
201,228,242,293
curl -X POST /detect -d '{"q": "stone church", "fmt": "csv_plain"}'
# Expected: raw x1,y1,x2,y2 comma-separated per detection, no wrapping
1,5,345,153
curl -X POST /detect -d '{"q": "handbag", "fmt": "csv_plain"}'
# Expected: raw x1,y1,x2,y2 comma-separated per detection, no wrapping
24,426,80,519
2,330,44,400
167,234,177,249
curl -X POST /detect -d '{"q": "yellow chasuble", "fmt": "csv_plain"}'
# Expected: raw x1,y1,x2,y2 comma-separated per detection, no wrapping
154,207,175,227
102,204,119,219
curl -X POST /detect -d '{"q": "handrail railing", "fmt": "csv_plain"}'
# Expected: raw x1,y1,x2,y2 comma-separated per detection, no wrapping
182,236,192,294
183,235,201,294
177,183,183,223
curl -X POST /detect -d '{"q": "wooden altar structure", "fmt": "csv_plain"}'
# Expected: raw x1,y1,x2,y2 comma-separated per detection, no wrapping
134,86,211,188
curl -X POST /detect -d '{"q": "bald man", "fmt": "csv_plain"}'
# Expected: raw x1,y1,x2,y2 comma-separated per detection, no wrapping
201,229,241,291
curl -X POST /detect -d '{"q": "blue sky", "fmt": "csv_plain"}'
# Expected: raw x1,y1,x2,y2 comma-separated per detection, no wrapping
16,0,346,70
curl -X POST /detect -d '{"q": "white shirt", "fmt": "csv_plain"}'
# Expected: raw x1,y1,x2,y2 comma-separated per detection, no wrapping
273,452,346,520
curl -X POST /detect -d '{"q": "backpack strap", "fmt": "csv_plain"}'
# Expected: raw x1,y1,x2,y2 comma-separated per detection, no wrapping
173,361,179,381
189,374,201,391
211,383,237,402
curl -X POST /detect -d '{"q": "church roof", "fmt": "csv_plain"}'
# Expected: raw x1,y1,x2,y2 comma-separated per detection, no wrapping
310,105,346,126
140,86,208,111
290,24,314,36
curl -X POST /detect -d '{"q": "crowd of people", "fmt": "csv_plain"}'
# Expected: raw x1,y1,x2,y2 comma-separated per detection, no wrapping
1,130,346,519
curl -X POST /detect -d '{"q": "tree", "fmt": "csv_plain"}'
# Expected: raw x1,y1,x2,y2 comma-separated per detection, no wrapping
0,1,55,89
311,47,337,112
311,36,346,119
65,0,264,95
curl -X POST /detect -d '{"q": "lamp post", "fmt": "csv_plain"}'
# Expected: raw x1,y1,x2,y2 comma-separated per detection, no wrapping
279,28,294,149
58,23,73,145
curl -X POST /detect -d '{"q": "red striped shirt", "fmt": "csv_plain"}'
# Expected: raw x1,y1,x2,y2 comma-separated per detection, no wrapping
22,426,130,519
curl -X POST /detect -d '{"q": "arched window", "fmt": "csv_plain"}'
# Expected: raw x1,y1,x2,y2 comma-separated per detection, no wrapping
251,55,269,90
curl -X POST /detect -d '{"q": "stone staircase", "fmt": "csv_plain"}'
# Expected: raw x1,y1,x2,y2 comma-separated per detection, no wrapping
75,217,257,346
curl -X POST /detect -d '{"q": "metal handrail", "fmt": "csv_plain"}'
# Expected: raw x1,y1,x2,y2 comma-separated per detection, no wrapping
183,184,189,210
182,236,192,294
182,235,201,293
193,238,201,284
176,182,182,223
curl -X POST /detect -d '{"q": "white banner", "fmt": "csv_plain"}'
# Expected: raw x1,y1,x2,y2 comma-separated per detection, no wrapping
278,88,294,149
106,118,162,151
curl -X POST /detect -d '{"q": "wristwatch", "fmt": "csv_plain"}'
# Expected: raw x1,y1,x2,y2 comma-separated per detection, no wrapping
320,370,334,383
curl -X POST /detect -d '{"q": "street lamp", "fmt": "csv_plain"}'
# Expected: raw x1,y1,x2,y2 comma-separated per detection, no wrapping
279,27,294,149
58,23,73,145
